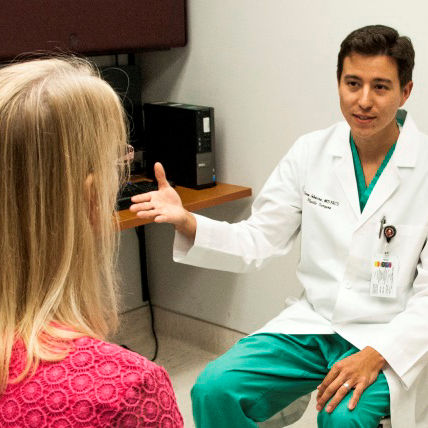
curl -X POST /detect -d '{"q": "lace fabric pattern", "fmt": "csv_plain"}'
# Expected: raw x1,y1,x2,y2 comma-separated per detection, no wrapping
0,336,184,427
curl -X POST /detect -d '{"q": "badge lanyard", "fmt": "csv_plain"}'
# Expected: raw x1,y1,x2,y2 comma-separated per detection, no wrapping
370,217,398,298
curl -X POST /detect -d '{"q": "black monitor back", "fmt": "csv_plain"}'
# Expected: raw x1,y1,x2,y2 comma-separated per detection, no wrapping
100,65,145,151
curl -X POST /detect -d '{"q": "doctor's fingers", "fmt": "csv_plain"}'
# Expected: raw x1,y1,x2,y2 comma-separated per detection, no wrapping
130,201,156,213
134,205,176,224
347,384,366,410
316,375,349,411
130,192,152,204
323,382,367,413
322,381,354,413
135,208,162,221
316,364,341,400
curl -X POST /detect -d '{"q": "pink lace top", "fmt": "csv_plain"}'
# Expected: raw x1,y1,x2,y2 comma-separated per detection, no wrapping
0,336,183,427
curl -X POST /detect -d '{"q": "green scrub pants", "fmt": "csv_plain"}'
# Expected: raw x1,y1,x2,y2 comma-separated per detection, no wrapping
191,333,390,428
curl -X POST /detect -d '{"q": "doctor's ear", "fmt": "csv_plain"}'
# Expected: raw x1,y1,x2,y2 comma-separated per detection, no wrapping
400,81,413,106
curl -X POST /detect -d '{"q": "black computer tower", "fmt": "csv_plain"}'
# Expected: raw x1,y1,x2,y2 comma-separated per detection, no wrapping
143,102,216,189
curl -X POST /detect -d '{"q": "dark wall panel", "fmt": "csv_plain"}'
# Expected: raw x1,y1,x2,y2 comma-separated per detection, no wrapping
0,0,186,59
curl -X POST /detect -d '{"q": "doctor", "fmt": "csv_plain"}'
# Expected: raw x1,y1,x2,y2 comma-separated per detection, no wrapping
131,25,428,427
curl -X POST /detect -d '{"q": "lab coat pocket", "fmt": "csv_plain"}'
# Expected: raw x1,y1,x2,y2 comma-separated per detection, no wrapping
374,224,428,291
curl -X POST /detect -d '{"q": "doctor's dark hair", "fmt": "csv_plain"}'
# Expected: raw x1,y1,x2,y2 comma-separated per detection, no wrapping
337,25,415,88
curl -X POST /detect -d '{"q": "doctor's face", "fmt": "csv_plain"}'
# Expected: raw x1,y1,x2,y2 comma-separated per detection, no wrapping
338,53,412,144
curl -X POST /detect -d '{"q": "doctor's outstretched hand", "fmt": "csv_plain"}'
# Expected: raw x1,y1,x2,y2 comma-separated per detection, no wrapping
316,346,387,413
129,162,196,241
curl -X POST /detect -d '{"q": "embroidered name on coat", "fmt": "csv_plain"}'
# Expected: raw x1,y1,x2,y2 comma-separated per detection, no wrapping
304,190,340,210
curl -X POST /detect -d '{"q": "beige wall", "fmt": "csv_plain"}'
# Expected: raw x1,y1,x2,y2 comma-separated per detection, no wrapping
118,0,428,333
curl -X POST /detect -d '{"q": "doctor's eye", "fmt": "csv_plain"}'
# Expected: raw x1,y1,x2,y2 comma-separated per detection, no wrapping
346,81,360,89
374,84,389,91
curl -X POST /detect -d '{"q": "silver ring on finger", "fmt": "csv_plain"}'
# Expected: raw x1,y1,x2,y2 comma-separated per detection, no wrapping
343,382,351,391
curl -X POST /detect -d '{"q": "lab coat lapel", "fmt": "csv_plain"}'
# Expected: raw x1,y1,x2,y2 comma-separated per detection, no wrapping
333,156,361,219
355,162,400,229
354,111,419,230
330,125,361,219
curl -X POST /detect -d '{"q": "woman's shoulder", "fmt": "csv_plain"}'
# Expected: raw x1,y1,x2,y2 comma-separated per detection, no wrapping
3,337,183,427
67,336,175,391
71,336,155,371
67,337,183,426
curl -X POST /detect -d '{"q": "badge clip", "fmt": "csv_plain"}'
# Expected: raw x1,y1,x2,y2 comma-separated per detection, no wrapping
383,225,396,243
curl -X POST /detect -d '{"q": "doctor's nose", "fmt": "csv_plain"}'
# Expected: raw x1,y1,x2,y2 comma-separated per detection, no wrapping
358,87,374,111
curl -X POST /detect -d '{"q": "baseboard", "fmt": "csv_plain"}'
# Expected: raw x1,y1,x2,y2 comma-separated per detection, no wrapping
111,305,246,355
110,305,152,345
152,306,246,355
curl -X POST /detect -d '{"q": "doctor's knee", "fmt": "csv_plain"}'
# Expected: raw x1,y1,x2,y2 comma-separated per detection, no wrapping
192,361,236,402
317,403,363,428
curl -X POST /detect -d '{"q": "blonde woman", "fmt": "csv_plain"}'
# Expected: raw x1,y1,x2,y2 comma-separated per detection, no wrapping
0,57,183,427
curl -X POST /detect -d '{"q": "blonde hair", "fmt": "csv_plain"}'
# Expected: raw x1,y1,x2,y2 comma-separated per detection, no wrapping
0,57,129,391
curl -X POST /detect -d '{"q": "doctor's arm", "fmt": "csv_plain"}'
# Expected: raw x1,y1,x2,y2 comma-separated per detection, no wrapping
131,138,306,273
170,138,306,273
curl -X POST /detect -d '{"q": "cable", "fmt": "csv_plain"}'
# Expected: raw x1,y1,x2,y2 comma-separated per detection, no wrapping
145,278,159,361
135,225,159,361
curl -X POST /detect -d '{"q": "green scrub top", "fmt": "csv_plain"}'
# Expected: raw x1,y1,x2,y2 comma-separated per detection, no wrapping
350,115,404,212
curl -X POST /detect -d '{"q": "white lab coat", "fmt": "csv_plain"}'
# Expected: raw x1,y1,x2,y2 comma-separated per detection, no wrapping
173,111,428,427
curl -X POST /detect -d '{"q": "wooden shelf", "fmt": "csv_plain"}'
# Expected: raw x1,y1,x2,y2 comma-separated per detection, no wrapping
118,182,252,230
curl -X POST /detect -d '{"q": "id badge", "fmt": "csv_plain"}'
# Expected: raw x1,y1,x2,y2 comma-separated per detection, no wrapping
370,252,398,298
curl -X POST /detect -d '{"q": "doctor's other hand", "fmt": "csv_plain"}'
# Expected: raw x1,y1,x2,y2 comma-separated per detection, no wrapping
316,346,386,413
129,162,196,240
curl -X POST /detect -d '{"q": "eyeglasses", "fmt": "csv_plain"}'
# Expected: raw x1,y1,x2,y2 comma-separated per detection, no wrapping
116,144,134,166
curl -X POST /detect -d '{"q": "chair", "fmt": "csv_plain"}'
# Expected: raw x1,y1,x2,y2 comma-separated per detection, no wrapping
378,417,391,428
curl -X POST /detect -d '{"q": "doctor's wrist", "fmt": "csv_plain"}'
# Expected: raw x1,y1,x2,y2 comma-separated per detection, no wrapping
175,210,196,242
363,346,387,370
